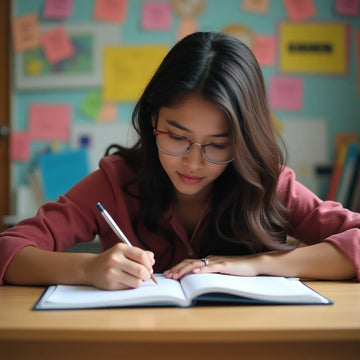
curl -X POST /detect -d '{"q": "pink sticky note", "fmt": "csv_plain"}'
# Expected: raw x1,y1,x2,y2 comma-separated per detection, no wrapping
43,0,73,19
41,26,74,64
29,104,71,141
253,35,276,66
283,0,316,21
269,76,303,111
10,131,31,162
142,1,172,30
12,13,40,52
335,0,360,16
94,0,128,23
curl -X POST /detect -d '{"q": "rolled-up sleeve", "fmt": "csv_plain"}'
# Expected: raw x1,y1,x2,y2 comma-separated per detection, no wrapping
0,155,133,285
277,166,360,281
0,178,102,285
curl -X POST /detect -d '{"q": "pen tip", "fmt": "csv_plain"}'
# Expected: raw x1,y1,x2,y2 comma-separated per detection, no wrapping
96,202,104,211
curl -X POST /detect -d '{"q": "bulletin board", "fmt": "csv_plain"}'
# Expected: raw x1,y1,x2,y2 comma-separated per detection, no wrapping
9,0,360,220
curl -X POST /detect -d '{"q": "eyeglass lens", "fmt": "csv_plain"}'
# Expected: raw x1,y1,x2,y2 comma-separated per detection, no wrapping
156,133,233,164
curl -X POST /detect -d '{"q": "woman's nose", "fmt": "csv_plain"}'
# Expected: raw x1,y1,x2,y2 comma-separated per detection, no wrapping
182,143,205,168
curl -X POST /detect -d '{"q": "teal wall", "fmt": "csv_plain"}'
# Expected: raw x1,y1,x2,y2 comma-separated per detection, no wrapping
12,0,360,199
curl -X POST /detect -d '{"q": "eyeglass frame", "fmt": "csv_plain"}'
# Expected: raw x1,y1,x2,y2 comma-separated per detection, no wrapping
153,129,235,165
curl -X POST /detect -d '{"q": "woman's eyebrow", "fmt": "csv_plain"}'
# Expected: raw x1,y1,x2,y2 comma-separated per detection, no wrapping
165,119,189,131
165,119,230,137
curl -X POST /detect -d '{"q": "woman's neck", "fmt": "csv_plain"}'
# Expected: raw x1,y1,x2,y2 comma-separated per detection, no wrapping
174,185,212,210
173,186,212,238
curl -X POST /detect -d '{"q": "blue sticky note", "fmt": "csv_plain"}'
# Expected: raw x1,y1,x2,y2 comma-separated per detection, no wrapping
38,149,89,201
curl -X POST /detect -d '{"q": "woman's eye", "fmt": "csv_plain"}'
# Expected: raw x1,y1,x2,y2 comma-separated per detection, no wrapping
169,134,185,141
209,143,227,150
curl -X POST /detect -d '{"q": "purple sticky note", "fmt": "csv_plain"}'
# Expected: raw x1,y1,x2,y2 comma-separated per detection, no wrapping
43,0,73,19
335,0,360,16
142,1,172,30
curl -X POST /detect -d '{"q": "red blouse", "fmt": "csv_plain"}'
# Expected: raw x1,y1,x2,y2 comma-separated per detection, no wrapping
1,155,359,284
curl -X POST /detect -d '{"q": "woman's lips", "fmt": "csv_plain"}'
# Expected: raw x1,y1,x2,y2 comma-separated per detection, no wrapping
178,172,203,185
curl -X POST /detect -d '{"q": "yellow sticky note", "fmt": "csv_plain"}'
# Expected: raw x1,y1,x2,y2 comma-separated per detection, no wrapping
103,45,168,102
271,113,283,133
279,22,349,75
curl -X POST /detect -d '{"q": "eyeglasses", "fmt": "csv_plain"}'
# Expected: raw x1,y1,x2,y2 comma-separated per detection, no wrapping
153,129,234,164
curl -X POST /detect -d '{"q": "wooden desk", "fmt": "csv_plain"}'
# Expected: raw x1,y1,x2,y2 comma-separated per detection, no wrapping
1,281,360,360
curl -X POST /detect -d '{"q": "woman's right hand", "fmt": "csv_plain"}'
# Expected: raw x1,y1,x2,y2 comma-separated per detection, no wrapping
83,243,155,290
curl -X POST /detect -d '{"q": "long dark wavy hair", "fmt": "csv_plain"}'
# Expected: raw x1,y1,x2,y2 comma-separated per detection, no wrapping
107,31,291,261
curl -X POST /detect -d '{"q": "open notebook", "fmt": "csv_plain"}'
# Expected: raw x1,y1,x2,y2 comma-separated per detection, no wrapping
34,273,332,310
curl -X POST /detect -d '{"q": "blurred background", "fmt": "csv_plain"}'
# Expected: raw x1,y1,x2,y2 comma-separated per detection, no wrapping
1,0,359,231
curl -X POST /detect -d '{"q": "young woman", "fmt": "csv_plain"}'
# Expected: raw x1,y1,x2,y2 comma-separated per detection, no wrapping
0,32,358,290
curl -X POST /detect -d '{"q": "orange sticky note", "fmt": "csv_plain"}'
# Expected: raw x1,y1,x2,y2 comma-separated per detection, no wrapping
29,104,71,141
253,35,276,66
97,102,117,122
283,0,316,21
177,18,198,41
12,13,40,52
242,0,269,14
10,131,31,162
94,0,128,23
41,26,74,64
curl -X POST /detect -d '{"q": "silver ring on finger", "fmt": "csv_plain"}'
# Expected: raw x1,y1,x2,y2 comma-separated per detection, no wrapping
201,257,209,266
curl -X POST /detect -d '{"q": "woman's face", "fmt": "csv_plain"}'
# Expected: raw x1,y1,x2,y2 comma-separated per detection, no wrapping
154,94,231,200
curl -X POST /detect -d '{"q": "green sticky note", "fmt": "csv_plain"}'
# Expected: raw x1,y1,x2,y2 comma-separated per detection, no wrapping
79,90,102,119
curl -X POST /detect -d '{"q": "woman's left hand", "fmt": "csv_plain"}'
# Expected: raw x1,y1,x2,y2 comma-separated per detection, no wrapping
163,254,262,280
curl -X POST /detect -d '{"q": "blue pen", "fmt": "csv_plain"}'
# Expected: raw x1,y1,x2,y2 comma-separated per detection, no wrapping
96,202,157,284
